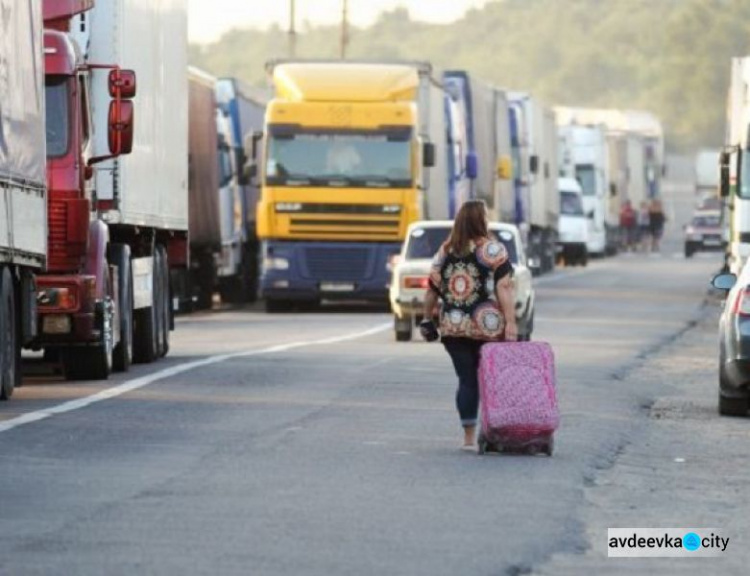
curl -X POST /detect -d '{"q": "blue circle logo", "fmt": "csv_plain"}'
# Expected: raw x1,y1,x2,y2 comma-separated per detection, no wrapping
683,532,701,551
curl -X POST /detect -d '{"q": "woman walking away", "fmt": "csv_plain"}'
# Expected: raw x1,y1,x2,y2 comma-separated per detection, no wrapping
637,201,651,252
419,201,517,451
648,199,666,253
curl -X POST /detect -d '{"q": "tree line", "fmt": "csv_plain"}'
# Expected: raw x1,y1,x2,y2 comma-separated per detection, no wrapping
189,0,750,151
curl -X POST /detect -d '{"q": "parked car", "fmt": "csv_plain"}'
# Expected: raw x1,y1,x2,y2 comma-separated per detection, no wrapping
711,269,750,416
684,210,724,257
389,221,535,342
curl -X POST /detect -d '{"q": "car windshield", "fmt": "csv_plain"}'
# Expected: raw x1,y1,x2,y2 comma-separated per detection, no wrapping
575,164,596,196
692,214,720,227
45,79,69,158
561,190,584,215
405,226,518,264
265,128,412,188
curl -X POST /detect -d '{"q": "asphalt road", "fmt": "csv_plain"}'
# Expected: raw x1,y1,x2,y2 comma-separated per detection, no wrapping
0,246,727,575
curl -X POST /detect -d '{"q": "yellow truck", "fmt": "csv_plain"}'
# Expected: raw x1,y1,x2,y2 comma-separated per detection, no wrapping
251,60,449,310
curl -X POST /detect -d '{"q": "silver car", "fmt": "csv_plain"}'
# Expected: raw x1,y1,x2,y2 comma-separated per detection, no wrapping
389,220,535,342
712,267,750,416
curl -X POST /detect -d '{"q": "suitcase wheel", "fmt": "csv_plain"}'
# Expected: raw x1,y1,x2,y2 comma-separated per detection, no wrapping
543,437,554,457
477,434,488,455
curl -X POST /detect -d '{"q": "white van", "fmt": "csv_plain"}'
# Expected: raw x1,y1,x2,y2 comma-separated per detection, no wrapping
557,178,589,266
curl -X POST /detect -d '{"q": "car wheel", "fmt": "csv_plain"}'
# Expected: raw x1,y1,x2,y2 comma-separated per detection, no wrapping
718,393,747,416
394,315,412,342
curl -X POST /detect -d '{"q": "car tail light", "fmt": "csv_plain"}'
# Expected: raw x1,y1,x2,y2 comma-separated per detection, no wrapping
403,276,429,290
731,287,750,316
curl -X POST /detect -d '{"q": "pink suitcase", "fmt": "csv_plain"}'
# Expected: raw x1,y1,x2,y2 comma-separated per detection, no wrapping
477,342,559,456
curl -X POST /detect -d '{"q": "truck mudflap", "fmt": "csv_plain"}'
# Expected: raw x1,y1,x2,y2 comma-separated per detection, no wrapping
260,240,402,302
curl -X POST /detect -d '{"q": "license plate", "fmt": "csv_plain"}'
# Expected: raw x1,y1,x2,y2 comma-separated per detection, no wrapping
320,282,355,292
704,239,721,246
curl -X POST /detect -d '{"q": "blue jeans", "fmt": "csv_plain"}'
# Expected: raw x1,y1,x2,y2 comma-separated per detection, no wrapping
442,337,484,427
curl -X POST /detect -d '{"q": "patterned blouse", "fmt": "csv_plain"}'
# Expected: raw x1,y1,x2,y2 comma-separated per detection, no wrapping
428,237,513,341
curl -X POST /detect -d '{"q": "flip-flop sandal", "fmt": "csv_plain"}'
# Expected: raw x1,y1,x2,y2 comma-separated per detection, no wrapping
461,444,476,452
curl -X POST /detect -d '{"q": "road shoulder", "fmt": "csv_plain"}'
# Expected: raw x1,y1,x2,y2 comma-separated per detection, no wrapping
533,299,750,574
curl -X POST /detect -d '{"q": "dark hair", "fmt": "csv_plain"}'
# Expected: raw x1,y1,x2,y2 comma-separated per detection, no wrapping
445,200,488,255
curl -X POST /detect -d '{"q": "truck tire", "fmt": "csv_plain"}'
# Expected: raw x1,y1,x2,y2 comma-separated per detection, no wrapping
0,268,17,400
63,276,114,381
156,245,171,358
133,256,158,364
110,244,133,372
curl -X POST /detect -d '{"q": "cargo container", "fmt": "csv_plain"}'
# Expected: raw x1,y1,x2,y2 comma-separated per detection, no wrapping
0,0,46,399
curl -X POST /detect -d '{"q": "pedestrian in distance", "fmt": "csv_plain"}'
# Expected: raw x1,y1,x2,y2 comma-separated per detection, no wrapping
637,201,651,252
418,200,517,451
648,198,666,252
619,200,637,251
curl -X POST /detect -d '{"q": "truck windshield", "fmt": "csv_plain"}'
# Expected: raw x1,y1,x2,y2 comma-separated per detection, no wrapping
265,130,412,188
405,226,518,264
575,165,596,196
560,191,584,215
45,79,70,159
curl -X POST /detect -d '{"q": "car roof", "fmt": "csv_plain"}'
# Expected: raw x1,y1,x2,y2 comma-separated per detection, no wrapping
407,220,520,236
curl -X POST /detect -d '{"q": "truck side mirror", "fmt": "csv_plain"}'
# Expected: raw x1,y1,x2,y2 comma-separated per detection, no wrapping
719,151,730,198
466,151,478,180
529,155,539,175
109,69,136,99
245,130,263,160
422,142,435,168
107,100,134,155
496,155,512,180
236,149,250,186
244,161,258,183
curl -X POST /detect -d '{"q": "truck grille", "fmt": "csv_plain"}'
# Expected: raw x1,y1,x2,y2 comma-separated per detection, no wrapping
289,217,401,240
304,247,371,281
48,198,75,271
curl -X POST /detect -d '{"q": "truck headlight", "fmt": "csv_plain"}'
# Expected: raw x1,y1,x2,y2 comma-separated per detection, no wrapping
263,257,290,271
42,315,72,334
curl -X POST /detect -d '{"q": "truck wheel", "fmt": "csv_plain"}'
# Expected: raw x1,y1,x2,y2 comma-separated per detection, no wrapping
134,257,158,364
0,268,17,400
63,293,114,381
110,244,133,372
580,250,589,267
156,245,171,358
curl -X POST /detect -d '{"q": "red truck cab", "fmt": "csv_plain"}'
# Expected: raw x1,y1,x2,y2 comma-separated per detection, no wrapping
36,0,137,379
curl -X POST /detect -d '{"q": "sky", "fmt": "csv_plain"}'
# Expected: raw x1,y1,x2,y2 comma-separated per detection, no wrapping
188,0,493,44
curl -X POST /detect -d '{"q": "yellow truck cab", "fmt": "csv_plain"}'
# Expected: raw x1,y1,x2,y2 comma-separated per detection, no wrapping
254,61,442,310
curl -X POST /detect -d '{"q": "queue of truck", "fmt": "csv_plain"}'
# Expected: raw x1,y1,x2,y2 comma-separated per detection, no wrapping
0,0,668,400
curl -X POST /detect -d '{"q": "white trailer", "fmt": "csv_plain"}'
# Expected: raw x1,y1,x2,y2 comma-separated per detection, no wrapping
721,57,750,273
557,121,611,255
509,93,558,274
0,0,46,399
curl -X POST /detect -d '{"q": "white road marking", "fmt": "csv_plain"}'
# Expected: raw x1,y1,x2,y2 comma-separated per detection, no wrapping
0,322,390,435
